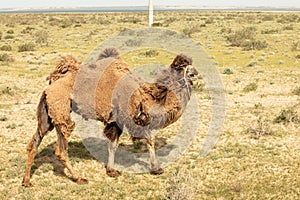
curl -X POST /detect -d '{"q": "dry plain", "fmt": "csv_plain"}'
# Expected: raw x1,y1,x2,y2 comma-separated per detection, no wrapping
0,11,299,199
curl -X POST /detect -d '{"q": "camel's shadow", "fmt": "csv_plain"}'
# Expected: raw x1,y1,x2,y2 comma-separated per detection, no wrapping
31,137,171,178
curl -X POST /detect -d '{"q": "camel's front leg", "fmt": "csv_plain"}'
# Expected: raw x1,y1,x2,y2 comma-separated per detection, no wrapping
146,137,164,174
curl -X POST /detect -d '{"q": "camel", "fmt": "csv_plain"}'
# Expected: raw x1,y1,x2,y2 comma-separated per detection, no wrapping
22,48,198,186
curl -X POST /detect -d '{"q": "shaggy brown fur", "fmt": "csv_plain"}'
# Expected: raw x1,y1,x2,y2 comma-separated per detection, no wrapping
22,48,198,186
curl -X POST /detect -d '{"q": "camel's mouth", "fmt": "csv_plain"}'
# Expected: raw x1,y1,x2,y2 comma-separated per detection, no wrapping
187,73,198,82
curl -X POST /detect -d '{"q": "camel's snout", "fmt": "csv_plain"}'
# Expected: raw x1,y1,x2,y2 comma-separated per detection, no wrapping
186,65,198,82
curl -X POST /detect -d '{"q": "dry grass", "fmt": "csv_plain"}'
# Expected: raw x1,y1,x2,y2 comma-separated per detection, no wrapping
0,11,299,199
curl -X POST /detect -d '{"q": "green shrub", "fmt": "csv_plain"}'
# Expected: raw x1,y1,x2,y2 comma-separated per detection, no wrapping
35,30,48,44
226,27,256,46
145,50,159,57
296,55,300,59
4,35,14,39
6,123,16,129
0,31,2,40
21,26,35,34
0,116,7,121
0,45,12,51
182,24,201,37
226,27,268,50
243,82,258,92
6,29,14,34
292,86,300,96
152,22,163,27
18,43,35,52
242,40,268,51
0,53,14,62
61,19,73,28
223,68,234,75
247,61,257,67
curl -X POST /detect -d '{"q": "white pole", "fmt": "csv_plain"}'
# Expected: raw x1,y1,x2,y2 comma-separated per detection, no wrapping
149,0,153,27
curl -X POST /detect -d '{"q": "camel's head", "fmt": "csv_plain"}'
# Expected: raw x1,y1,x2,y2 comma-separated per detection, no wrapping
170,54,198,85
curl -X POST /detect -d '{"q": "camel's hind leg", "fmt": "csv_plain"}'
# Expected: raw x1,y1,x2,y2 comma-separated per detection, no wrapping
54,123,88,184
22,93,54,187
146,137,164,175
104,122,122,177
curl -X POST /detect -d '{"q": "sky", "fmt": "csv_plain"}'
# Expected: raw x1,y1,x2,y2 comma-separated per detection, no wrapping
0,0,300,9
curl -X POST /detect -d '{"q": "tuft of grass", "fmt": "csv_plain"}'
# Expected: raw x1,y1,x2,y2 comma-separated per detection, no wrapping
223,68,234,75
35,30,49,44
133,141,143,150
21,26,35,34
0,53,14,62
243,82,258,92
0,45,12,51
6,29,14,34
245,116,274,139
6,123,16,129
4,35,14,39
292,86,300,96
140,49,159,57
182,24,201,37
273,108,299,124
0,116,8,121
18,42,35,52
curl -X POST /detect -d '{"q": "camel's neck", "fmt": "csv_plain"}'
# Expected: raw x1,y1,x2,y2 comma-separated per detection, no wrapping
155,68,192,126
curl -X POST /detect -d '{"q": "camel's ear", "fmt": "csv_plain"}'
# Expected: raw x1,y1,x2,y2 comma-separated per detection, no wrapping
170,54,192,70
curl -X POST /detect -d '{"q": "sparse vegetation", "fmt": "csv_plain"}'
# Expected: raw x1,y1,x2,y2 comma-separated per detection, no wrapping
243,82,258,92
0,53,14,62
4,35,14,39
245,116,273,139
35,30,49,44
0,45,12,51
274,108,299,124
18,42,35,52
0,11,299,200
226,27,268,50
182,24,202,37
223,68,234,75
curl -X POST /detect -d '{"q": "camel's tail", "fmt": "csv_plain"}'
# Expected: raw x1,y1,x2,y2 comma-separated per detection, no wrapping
97,48,119,60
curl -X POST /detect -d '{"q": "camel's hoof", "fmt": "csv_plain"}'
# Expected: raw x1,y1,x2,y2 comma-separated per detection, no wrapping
22,180,33,187
75,177,89,184
106,167,121,177
150,167,164,175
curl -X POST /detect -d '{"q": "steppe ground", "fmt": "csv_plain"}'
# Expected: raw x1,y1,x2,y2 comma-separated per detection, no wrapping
0,11,299,199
